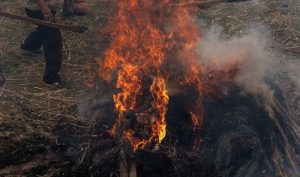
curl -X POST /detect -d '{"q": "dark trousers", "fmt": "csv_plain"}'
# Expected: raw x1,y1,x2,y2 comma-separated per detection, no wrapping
63,0,74,14
23,8,63,84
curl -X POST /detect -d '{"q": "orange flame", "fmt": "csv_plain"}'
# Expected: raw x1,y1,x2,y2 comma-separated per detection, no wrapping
150,76,169,143
98,0,207,151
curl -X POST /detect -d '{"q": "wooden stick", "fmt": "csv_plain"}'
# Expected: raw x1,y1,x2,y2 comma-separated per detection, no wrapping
172,0,250,8
0,11,88,33
173,0,225,7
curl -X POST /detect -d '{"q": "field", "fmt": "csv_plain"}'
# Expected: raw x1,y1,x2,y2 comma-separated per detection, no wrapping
0,0,299,176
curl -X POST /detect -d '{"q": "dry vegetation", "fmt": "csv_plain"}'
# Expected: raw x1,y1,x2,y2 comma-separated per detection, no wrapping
0,0,299,176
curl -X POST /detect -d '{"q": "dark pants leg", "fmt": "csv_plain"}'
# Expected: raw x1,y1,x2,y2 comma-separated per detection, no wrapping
23,10,44,50
63,0,74,15
24,8,63,84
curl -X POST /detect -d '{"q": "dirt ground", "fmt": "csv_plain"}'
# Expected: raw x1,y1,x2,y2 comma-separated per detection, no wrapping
0,0,299,176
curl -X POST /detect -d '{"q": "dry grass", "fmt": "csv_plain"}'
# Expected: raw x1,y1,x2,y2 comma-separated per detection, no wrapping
199,0,299,53
0,0,299,176
0,0,113,175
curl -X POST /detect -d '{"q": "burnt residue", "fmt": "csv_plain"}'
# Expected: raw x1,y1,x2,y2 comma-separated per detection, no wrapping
132,85,299,177
71,80,299,177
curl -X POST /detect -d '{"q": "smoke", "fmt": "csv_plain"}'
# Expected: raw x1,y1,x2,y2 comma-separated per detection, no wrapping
197,25,276,96
197,25,300,95
196,25,300,177
196,24,300,125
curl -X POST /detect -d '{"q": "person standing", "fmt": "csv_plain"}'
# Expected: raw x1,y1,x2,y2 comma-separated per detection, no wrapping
22,0,63,86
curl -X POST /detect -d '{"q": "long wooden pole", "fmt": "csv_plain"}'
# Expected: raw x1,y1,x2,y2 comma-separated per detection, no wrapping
0,11,88,33
172,0,225,7
172,0,249,7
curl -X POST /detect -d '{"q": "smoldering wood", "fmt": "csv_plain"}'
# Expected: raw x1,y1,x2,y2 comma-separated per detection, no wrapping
0,11,88,33
68,81,299,177
119,149,129,177
119,148,137,177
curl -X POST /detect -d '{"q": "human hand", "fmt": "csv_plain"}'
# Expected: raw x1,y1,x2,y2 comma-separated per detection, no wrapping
36,0,55,22
40,5,54,22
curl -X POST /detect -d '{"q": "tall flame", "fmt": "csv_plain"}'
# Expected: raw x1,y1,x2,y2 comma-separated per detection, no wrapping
98,0,205,151
150,76,169,143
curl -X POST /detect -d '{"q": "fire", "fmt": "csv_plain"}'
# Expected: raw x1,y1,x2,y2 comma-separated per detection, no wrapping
110,63,141,135
149,76,169,143
98,0,207,151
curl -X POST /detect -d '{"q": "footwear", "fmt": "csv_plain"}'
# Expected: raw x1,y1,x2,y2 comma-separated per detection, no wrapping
21,44,43,56
44,80,65,88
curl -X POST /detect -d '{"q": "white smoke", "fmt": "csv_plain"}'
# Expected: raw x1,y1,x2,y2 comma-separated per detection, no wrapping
196,24,300,122
196,25,300,177
197,25,282,95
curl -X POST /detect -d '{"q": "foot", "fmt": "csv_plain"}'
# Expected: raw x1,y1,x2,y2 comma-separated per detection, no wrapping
44,80,65,88
21,44,43,57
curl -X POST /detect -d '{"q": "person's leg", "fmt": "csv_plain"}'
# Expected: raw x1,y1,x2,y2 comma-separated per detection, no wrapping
42,12,63,84
22,8,44,51
22,9,63,85
63,0,74,17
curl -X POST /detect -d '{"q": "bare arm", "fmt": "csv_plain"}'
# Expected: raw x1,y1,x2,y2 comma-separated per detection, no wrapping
35,0,55,22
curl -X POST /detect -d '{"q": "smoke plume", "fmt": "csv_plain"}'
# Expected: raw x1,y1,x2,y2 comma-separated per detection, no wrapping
197,25,276,95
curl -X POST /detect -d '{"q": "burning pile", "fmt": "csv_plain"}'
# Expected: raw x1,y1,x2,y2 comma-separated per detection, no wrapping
97,0,233,151
71,0,300,177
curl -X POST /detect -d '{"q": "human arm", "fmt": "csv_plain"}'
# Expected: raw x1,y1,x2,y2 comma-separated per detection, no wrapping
35,0,55,22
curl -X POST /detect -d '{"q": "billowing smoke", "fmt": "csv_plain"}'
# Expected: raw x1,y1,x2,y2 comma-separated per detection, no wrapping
194,25,300,177
197,24,300,104
197,25,275,95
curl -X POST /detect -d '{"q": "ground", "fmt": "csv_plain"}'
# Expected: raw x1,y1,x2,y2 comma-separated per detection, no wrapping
0,0,299,176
